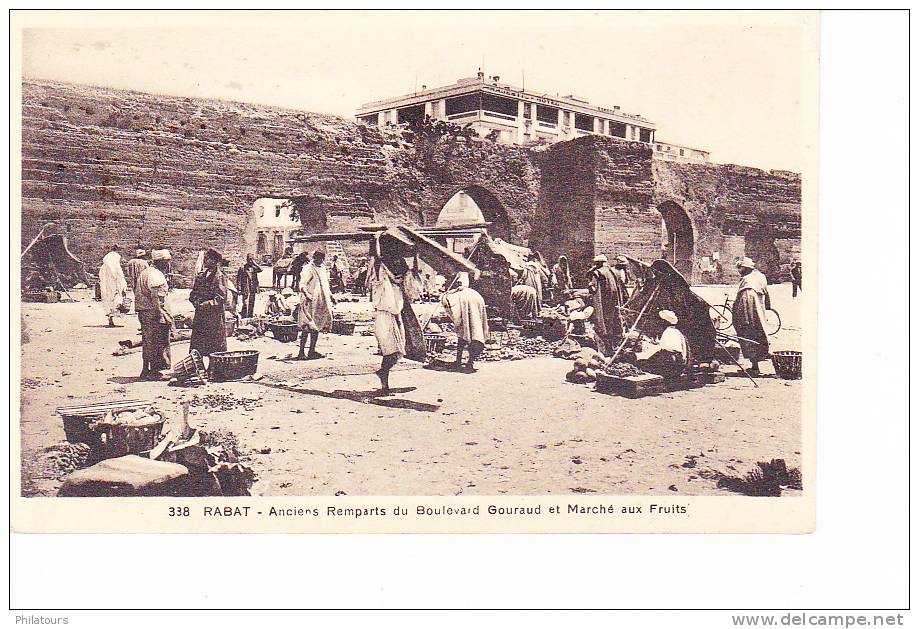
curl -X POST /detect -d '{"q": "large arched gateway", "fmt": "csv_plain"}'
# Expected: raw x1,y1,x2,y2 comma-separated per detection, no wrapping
657,201,695,280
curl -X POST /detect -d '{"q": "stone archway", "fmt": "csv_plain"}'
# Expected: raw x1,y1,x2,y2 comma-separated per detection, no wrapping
437,185,511,241
657,201,695,280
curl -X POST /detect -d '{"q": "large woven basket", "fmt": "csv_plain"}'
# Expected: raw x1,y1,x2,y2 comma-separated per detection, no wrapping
268,321,300,342
56,399,164,457
424,334,447,355
771,350,802,380
208,350,260,382
173,350,206,385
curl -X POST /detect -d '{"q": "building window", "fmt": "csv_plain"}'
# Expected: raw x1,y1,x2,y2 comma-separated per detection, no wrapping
397,104,425,124
275,205,282,218
655,144,662,151
574,113,593,131
679,149,685,156
256,233,267,255
481,94,517,118
446,94,480,116
640,128,652,143
609,121,627,138
536,105,558,124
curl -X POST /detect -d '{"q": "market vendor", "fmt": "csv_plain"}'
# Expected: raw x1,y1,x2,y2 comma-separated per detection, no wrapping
189,248,228,359
632,310,689,379
511,273,540,322
441,272,489,372
587,254,627,354
295,250,334,361
267,287,298,317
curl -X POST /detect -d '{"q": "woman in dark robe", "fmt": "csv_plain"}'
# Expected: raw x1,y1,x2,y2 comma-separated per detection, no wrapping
189,248,228,359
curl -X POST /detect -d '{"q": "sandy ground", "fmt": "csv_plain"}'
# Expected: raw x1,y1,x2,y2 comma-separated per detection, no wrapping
19,283,803,497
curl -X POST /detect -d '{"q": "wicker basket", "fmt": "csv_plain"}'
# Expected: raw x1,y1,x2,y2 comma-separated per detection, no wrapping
56,399,164,457
424,334,447,355
173,350,206,385
208,350,260,382
771,350,802,380
268,321,300,342
332,320,357,336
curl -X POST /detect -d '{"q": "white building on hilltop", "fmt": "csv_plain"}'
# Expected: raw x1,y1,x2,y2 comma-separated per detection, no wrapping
355,71,710,164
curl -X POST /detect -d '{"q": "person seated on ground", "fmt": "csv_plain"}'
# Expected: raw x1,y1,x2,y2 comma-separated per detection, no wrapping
441,272,489,372
295,250,334,360
510,268,540,322
267,287,297,317
630,310,689,379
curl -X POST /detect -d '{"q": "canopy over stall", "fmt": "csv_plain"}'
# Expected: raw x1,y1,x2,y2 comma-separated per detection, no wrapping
21,233,87,291
621,259,717,363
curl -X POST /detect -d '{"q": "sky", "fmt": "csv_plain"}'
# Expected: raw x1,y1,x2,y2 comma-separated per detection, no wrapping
19,11,818,171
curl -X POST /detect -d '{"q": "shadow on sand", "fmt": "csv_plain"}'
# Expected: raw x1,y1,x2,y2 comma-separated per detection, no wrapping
256,381,440,413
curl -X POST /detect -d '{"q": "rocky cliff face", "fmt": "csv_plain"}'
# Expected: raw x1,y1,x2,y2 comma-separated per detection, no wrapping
21,79,801,285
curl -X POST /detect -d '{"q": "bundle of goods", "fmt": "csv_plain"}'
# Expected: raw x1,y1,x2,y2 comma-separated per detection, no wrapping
172,314,193,330
56,400,166,460
565,349,608,384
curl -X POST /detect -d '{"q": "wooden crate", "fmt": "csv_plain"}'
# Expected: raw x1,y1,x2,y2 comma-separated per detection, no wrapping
595,372,665,398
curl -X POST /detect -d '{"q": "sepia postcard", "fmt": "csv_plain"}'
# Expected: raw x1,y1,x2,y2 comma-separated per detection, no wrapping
11,9,819,534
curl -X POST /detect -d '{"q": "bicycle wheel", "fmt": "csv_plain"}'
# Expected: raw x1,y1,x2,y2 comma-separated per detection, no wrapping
765,309,782,336
709,304,733,331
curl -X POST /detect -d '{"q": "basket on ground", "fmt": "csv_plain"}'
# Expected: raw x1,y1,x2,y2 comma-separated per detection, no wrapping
173,350,206,385
208,350,260,382
771,350,802,380
55,399,165,457
424,334,447,355
331,320,357,336
268,321,300,342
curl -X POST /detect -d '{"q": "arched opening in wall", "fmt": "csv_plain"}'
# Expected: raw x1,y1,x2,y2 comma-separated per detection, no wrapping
248,197,299,264
436,186,511,254
744,226,781,283
657,201,695,280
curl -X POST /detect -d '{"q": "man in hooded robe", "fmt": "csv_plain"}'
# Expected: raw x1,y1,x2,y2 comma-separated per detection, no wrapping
587,254,627,354
295,250,334,360
99,244,128,327
732,257,771,375
189,248,228,359
441,272,489,371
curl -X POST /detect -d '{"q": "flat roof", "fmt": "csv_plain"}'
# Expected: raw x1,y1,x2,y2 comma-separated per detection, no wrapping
356,76,655,129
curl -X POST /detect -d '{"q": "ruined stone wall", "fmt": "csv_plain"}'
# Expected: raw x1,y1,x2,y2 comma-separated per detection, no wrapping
21,79,801,289
21,80,539,282
652,161,802,283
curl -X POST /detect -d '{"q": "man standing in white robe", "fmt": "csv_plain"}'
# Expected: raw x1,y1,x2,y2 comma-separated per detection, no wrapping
99,244,128,327
295,250,334,360
441,272,489,371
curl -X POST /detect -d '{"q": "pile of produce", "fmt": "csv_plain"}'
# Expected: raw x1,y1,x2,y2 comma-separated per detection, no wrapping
511,336,561,356
189,394,262,412
40,442,93,478
566,348,607,384
602,361,646,378
107,406,162,426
